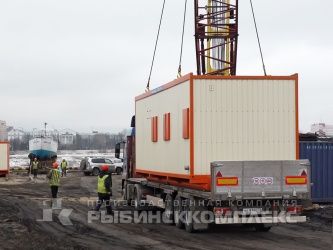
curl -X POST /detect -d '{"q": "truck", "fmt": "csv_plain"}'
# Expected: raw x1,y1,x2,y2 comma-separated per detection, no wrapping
115,73,311,233
0,142,10,176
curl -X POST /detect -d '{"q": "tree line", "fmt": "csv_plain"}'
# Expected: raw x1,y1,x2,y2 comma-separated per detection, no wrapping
9,130,127,151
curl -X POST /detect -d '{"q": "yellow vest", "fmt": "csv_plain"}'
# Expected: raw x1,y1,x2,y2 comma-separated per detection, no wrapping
49,169,60,186
97,175,108,194
32,161,38,169
61,161,67,168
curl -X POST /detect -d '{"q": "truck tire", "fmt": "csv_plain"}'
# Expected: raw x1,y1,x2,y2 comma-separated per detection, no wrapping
164,194,174,224
192,198,209,232
174,195,184,229
184,198,195,233
92,168,100,176
124,183,134,205
133,187,143,211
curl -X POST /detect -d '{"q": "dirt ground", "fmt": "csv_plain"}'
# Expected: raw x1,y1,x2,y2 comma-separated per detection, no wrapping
0,171,332,250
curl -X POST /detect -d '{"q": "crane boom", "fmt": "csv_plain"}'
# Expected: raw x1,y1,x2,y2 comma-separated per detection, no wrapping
195,0,238,75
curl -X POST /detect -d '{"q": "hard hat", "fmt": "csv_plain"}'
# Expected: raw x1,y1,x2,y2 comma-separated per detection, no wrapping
53,162,58,168
102,164,108,171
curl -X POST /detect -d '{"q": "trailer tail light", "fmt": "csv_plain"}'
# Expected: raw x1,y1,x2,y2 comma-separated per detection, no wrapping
285,176,307,185
216,177,238,186
287,205,302,214
214,207,231,215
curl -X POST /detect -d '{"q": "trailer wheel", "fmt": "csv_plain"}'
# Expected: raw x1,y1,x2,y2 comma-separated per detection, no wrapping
133,187,139,209
174,195,184,229
164,194,174,224
254,224,272,232
184,198,195,233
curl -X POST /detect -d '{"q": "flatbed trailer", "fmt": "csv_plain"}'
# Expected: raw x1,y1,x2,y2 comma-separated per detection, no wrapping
116,74,310,232
122,159,310,232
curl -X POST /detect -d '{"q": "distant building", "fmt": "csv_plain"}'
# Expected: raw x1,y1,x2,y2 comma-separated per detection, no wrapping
32,129,58,140
0,120,7,141
59,129,77,145
7,128,25,141
311,123,333,136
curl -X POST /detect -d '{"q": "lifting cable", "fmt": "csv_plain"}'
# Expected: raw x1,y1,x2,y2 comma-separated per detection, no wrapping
177,0,188,78
146,0,166,92
250,0,267,76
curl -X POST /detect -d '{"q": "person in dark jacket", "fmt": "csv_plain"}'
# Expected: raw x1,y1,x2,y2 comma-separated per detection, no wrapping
94,164,112,214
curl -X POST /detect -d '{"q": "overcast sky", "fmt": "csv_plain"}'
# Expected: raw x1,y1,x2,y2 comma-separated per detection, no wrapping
1,0,332,133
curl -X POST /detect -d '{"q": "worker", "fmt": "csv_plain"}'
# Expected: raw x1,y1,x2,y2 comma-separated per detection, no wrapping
94,164,113,215
47,162,61,207
31,158,38,178
61,159,68,177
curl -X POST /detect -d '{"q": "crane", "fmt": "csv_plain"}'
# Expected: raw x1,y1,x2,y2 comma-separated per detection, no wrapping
194,0,238,76
147,0,239,90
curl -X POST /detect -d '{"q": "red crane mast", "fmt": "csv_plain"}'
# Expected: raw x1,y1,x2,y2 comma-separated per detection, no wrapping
194,0,238,75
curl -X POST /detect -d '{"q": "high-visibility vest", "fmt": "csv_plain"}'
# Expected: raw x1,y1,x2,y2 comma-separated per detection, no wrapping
32,161,38,170
49,169,60,186
97,175,108,194
61,161,67,168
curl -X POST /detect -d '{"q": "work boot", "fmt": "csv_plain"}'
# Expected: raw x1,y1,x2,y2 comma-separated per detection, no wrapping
51,198,60,208
51,201,57,208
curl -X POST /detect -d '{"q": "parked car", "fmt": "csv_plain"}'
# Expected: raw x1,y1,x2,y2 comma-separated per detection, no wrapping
80,157,123,176
106,158,123,170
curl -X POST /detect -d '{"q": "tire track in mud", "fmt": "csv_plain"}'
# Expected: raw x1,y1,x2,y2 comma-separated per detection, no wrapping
1,172,332,250
0,181,196,249
64,198,331,250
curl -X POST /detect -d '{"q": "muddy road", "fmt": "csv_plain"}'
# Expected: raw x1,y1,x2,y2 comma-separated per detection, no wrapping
0,171,332,250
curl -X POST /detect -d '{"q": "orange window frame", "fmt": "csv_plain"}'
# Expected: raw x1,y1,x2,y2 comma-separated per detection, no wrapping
182,108,189,139
151,116,158,142
163,113,170,141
